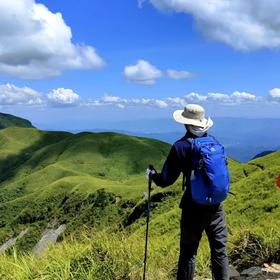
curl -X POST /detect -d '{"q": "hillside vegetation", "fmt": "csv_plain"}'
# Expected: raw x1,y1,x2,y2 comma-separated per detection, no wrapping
0,127,279,279
0,113,34,129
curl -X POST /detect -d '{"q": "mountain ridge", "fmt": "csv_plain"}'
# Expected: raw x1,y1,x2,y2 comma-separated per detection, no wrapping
0,112,34,129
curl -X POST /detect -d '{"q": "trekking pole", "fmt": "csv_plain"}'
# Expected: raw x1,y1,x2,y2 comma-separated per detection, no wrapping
143,165,153,280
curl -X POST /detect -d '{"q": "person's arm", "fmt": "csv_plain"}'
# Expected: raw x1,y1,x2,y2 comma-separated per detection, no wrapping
152,145,181,188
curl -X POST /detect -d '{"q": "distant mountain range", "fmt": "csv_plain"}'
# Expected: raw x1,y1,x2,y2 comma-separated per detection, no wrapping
2,112,280,162
58,117,280,162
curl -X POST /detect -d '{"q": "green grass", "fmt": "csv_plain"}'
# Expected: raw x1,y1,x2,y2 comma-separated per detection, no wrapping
0,113,34,130
0,229,184,280
0,128,170,251
0,127,279,279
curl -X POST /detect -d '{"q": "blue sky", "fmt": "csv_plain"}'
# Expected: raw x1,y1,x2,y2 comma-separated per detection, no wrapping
0,0,280,129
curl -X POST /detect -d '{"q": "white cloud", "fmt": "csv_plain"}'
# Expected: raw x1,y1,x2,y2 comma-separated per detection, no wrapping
269,88,280,102
148,0,280,51
124,60,162,85
231,91,257,102
0,84,43,105
131,98,151,105
117,104,125,109
85,94,129,108
83,100,103,107
155,99,168,108
167,69,194,79
207,92,256,104
0,83,274,110
207,93,231,103
167,97,186,107
85,95,169,109
100,94,122,103
47,88,80,107
184,91,257,105
0,0,105,79
185,92,207,102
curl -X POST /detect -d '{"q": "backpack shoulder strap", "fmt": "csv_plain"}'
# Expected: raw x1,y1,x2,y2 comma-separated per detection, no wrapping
182,137,194,191
186,137,194,146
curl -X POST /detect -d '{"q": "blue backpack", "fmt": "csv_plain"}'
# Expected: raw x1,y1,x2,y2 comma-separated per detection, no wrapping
187,135,230,205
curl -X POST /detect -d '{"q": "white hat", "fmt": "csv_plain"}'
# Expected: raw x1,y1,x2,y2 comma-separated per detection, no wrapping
173,104,213,128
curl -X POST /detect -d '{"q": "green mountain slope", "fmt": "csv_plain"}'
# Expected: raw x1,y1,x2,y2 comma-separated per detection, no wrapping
0,128,170,249
0,127,278,279
0,128,169,192
0,113,34,129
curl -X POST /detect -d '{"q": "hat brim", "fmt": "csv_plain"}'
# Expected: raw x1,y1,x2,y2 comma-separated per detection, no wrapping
173,110,213,128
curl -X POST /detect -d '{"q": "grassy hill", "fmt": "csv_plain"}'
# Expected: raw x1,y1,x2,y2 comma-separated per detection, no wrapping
0,127,278,279
0,128,170,249
0,113,34,129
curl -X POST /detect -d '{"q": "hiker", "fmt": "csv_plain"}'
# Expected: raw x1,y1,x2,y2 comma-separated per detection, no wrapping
147,104,229,280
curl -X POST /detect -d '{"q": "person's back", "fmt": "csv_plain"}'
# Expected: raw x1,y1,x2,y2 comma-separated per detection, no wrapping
149,104,229,280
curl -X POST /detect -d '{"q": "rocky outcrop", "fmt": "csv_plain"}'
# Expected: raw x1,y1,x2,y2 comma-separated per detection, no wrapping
229,263,280,280
32,224,66,257
229,265,241,278
0,228,29,254
195,264,280,279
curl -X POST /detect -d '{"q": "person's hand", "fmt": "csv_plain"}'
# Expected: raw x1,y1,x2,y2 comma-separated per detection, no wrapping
146,165,157,181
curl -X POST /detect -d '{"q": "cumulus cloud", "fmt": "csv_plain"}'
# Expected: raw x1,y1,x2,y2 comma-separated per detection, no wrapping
124,60,162,85
85,95,170,109
155,99,168,108
269,88,280,102
97,94,128,109
185,92,207,103
207,93,231,103
148,0,280,51
185,91,257,105
166,97,186,107
89,91,258,109
231,91,257,102
100,94,122,103
0,84,43,105
0,0,105,79
167,69,194,79
1,83,275,110
47,88,80,107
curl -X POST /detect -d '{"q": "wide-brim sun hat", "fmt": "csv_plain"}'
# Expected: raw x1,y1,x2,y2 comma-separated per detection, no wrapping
173,104,213,128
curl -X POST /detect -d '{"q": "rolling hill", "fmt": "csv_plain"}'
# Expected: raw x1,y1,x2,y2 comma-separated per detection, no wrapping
0,127,170,249
0,126,278,279
0,112,34,129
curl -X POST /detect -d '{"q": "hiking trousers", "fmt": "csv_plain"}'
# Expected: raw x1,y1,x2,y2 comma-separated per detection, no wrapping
177,201,229,280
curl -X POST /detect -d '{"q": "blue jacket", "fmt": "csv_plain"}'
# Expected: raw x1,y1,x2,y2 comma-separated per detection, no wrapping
152,131,207,208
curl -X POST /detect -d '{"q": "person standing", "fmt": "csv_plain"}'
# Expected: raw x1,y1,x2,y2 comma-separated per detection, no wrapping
148,104,229,280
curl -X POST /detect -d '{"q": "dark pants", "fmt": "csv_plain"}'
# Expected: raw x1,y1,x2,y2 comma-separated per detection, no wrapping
177,201,228,280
